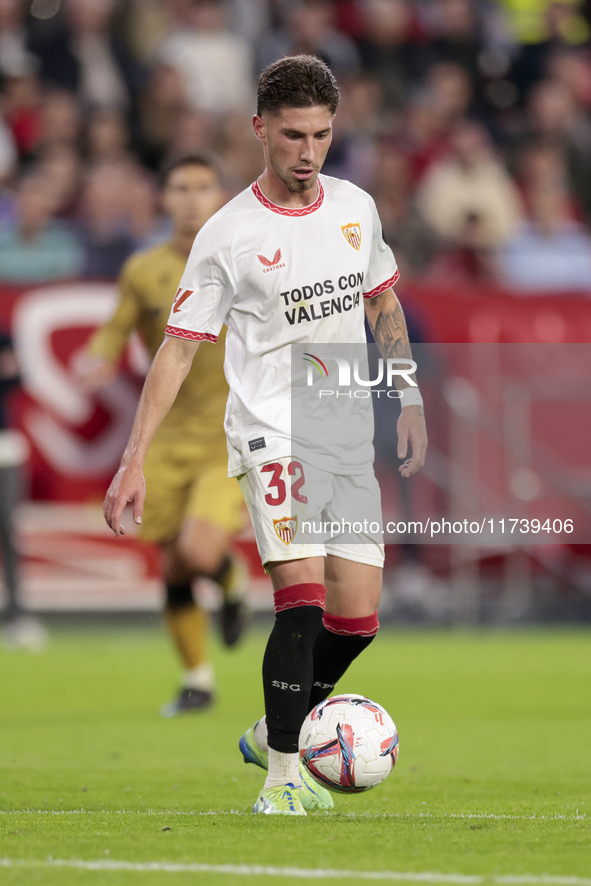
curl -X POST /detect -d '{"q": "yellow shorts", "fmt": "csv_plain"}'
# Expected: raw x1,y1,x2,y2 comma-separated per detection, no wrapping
139,436,245,544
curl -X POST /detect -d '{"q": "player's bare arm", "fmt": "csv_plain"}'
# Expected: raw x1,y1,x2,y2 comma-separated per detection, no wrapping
103,335,200,536
364,288,428,478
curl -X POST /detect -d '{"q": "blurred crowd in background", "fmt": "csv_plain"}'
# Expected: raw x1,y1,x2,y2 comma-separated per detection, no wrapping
1,0,591,291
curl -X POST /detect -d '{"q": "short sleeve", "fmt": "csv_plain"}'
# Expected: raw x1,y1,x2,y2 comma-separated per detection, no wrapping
165,224,236,343
363,197,399,299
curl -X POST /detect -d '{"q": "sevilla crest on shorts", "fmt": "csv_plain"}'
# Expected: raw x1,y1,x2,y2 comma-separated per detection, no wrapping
273,516,298,545
341,222,361,251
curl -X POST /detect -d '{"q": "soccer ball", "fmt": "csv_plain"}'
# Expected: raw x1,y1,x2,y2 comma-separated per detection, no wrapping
299,694,399,794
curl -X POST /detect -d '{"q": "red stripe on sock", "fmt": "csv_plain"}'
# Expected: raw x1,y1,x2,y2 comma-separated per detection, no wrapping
323,610,380,637
274,583,326,614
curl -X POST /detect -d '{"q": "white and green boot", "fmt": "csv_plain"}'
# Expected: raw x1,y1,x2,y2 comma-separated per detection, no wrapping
239,721,334,812
253,782,306,816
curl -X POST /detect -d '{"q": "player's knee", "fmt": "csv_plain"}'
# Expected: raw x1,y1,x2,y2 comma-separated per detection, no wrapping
323,610,380,638
176,536,225,577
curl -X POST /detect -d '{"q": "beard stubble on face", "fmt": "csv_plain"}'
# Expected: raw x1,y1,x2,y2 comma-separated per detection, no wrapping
286,176,317,193
270,155,318,194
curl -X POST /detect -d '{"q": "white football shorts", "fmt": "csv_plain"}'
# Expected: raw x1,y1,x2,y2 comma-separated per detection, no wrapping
238,456,385,569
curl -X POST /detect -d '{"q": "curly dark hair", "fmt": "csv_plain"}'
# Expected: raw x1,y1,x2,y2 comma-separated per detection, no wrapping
257,55,340,117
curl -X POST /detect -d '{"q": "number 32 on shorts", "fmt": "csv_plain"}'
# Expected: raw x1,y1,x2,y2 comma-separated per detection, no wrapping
261,461,308,506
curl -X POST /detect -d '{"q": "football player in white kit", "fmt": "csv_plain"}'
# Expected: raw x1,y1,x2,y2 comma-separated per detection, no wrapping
103,55,428,816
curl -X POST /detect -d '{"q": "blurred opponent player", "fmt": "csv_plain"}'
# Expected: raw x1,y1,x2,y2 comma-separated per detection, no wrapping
80,156,247,715
103,57,427,813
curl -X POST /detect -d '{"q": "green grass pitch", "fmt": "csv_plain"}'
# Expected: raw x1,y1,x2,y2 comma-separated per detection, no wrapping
1,624,590,885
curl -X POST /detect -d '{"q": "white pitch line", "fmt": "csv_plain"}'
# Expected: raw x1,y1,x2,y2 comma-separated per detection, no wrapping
1,859,591,885
0,810,588,823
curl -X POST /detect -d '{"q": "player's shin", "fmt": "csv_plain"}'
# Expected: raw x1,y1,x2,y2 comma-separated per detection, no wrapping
262,583,325,789
164,581,213,689
307,611,380,712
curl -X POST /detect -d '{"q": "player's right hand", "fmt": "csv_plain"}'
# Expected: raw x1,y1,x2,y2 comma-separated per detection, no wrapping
103,462,146,537
74,353,117,393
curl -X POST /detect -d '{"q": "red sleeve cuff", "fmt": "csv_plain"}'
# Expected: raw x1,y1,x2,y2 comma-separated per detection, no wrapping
165,325,218,343
363,270,400,299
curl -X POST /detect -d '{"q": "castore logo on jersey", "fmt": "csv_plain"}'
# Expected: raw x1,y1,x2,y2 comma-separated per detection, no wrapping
257,248,286,273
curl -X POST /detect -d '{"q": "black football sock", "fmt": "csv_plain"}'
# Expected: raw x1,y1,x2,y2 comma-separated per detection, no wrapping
307,629,375,711
165,581,194,609
307,611,380,713
263,583,326,754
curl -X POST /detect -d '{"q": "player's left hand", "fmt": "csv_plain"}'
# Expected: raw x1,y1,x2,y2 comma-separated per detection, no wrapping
397,405,427,477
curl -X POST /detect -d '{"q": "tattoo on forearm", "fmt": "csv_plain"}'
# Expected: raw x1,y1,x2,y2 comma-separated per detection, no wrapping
368,299,417,389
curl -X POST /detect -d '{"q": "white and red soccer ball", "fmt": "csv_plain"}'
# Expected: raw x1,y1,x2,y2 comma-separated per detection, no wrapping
299,694,399,794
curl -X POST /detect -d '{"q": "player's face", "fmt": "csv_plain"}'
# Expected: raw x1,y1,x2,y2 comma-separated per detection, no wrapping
254,105,333,194
163,164,223,236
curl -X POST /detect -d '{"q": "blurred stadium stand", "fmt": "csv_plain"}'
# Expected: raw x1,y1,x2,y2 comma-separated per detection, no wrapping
1,0,591,623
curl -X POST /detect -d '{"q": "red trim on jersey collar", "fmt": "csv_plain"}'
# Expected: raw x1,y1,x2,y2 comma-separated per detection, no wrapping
363,270,400,300
251,178,324,217
165,324,218,343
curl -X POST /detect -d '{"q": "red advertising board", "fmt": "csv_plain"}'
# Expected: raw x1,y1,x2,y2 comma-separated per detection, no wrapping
1,279,590,502
1,280,590,611
0,282,146,501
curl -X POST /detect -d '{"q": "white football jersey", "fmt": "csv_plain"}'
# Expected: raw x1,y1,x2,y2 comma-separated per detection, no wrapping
165,174,398,477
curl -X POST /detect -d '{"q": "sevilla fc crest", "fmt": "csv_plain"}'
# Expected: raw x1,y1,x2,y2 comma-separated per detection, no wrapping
341,222,361,251
273,516,298,545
